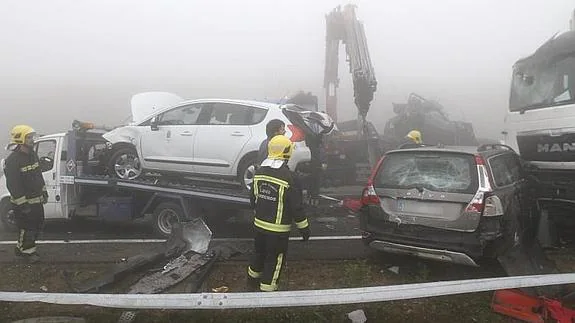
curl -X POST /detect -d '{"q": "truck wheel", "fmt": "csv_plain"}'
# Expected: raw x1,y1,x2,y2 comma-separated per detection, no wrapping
238,155,258,191
152,202,184,238
0,199,17,232
108,146,142,180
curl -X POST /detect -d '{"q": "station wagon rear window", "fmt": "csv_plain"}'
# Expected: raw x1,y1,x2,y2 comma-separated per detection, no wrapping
376,152,478,194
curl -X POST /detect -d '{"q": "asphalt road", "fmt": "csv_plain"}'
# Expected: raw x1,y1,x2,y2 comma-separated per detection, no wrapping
0,185,363,242
0,204,359,242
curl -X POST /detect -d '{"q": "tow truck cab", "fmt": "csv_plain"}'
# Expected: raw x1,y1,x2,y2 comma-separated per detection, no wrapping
0,122,251,237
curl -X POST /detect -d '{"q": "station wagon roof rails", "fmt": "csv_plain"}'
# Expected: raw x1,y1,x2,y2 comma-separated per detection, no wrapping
476,143,516,153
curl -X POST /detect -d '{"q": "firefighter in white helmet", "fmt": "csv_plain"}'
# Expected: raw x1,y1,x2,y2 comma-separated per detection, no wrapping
3,125,48,263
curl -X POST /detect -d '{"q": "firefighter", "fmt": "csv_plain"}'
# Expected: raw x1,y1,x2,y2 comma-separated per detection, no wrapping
398,129,423,149
3,125,48,263
247,135,311,292
257,119,286,166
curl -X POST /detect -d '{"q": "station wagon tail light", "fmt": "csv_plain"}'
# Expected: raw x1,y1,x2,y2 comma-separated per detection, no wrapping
287,125,305,142
361,156,385,206
361,185,380,206
465,191,485,214
482,195,504,217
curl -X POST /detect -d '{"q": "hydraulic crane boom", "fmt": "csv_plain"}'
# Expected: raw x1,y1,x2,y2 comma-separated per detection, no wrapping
324,4,377,123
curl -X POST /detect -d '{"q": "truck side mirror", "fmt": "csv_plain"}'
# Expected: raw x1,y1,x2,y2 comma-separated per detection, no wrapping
151,116,159,131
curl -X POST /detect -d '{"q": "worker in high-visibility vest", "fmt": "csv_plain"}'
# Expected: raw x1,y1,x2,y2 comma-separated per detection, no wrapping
3,125,48,263
247,135,311,292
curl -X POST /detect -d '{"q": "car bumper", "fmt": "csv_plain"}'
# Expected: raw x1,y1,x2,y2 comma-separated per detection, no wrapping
367,240,478,266
360,206,492,266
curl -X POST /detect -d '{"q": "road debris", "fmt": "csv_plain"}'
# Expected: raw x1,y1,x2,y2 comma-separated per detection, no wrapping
347,309,367,323
492,289,575,323
387,266,400,274
212,286,229,293
64,220,210,293
39,285,48,292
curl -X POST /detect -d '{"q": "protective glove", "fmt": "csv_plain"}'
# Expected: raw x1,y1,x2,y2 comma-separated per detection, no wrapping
42,191,49,204
299,226,311,242
321,163,328,171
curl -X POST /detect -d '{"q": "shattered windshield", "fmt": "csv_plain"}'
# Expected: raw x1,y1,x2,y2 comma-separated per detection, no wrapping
376,152,477,194
510,55,575,112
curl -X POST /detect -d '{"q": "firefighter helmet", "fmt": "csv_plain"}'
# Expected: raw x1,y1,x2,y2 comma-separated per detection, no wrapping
267,135,294,160
10,125,36,145
406,130,422,144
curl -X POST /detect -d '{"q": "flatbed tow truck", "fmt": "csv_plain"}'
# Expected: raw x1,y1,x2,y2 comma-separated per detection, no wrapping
0,121,252,237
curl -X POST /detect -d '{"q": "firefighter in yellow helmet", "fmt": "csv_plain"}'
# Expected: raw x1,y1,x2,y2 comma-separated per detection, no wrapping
398,130,424,149
247,134,310,292
3,125,47,263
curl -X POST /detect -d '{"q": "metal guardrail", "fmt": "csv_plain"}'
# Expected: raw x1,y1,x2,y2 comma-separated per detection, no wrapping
1,273,574,310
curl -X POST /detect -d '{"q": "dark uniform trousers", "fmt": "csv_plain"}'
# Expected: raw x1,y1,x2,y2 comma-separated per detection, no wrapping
248,230,289,292
14,203,45,255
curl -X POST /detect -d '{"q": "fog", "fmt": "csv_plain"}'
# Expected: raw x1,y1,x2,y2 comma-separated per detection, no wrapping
1,0,573,148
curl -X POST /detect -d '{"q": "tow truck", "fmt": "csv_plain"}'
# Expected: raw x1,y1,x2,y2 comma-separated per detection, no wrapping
0,121,251,237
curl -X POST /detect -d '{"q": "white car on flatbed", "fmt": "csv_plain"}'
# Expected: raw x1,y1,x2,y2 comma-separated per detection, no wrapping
103,92,328,189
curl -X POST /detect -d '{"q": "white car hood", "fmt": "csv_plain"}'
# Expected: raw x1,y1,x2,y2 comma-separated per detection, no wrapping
131,92,184,124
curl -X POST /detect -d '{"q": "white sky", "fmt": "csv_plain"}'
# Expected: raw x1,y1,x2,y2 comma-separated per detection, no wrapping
0,0,573,140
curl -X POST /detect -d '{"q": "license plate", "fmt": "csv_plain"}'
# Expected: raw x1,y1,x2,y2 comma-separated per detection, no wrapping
397,199,406,211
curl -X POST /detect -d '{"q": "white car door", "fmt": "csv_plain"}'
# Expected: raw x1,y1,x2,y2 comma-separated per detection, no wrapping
139,104,204,173
35,139,63,219
193,102,262,176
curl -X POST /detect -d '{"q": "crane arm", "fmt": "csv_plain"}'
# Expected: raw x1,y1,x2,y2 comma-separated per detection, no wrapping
324,5,377,123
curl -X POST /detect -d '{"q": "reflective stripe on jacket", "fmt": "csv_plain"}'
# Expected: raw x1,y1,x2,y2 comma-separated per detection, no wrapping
250,164,309,234
3,148,47,205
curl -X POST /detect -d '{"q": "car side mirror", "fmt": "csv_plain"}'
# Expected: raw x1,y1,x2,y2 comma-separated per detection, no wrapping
39,156,54,172
151,116,159,131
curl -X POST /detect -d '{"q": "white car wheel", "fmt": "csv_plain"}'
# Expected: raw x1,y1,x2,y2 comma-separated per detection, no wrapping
109,147,142,180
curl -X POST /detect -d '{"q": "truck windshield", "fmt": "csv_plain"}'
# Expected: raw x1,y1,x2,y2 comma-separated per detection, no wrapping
509,54,575,112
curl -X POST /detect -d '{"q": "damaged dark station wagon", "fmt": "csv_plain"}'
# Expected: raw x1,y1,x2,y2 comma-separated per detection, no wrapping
359,144,539,266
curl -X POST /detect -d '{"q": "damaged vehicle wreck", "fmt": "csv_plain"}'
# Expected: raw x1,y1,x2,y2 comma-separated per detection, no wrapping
102,92,335,190
359,144,540,266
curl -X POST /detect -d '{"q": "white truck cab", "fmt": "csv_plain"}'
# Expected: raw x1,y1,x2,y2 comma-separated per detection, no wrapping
0,133,70,226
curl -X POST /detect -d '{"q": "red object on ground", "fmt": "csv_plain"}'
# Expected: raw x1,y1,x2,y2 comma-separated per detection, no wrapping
492,289,575,323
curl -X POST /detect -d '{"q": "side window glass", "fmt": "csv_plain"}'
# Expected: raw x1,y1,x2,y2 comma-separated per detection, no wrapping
36,140,57,171
159,104,202,125
505,154,523,183
251,107,268,124
489,154,513,187
209,103,252,125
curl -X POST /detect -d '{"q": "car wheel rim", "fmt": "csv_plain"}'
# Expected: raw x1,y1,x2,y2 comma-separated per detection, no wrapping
114,153,142,180
157,209,180,235
243,164,256,190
